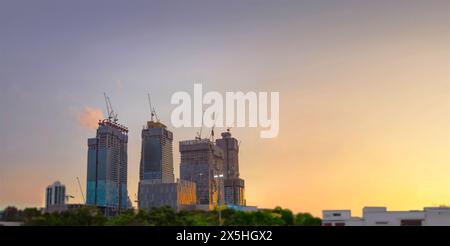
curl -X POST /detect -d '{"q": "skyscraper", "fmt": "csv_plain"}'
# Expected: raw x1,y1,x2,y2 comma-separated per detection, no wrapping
216,130,245,206
46,181,66,208
139,121,174,183
180,139,224,209
86,118,129,210
138,99,196,211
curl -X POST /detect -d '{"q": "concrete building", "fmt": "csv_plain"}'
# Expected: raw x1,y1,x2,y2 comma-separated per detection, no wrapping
216,131,245,206
138,179,196,211
322,206,450,226
139,121,174,183
45,181,66,212
180,138,224,209
137,117,197,211
86,118,129,210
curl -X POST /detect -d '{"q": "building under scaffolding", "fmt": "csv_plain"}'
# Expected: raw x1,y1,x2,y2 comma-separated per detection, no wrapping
180,139,224,209
216,131,246,206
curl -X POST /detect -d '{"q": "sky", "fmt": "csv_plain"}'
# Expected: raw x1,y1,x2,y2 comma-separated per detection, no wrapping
0,0,449,217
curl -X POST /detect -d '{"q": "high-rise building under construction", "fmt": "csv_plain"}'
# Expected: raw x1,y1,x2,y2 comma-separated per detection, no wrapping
139,121,174,183
180,139,224,209
86,95,129,211
138,95,196,211
216,131,245,206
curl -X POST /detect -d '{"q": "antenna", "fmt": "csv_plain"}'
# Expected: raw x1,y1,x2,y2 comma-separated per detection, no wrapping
147,93,159,122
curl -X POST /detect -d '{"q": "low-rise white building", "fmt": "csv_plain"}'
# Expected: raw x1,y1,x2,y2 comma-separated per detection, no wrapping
322,206,450,226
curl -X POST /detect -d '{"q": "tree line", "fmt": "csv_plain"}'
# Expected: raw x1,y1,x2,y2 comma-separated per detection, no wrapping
1,206,321,226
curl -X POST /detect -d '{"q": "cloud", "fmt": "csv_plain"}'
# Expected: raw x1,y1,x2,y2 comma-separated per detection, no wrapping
76,107,104,130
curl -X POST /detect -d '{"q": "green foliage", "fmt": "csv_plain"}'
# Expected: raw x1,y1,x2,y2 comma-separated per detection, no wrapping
273,206,295,225
222,208,285,226
176,209,217,226
26,206,107,226
2,206,21,221
295,212,322,226
10,205,321,226
106,209,149,226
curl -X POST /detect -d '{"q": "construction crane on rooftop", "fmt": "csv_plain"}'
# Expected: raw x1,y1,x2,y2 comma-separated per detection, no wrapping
209,112,218,142
65,195,75,202
147,93,159,122
104,92,118,122
196,109,205,140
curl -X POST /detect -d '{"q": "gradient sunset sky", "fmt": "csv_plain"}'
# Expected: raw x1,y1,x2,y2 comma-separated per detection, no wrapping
1,0,449,217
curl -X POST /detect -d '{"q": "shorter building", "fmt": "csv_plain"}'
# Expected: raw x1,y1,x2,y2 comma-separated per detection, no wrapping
138,179,196,211
43,203,119,217
322,206,450,226
180,139,224,209
225,205,258,212
224,178,245,206
44,203,86,214
194,204,258,212
45,181,66,213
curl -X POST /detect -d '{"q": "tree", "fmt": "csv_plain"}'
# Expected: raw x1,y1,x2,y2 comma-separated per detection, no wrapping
295,212,321,226
106,209,150,226
25,206,106,226
273,207,295,225
147,206,178,226
2,206,21,221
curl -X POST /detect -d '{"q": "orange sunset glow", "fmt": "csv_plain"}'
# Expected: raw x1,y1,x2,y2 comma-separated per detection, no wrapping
0,1,449,217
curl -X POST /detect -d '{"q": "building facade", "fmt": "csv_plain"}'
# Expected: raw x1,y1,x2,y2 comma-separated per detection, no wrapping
86,119,129,210
180,139,224,209
322,206,450,226
45,181,66,209
138,179,196,211
139,121,174,183
137,119,197,210
216,131,245,206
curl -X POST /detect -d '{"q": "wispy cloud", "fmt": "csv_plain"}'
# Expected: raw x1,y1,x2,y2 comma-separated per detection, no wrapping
75,107,104,130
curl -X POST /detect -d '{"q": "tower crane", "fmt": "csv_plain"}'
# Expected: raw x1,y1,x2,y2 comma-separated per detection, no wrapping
104,92,118,122
76,177,86,204
147,93,159,122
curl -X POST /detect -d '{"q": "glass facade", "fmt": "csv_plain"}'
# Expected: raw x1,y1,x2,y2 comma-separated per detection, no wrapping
139,121,174,183
86,120,128,209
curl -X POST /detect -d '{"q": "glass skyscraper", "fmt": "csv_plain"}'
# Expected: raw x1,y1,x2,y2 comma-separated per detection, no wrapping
138,120,198,211
139,121,174,183
86,119,128,210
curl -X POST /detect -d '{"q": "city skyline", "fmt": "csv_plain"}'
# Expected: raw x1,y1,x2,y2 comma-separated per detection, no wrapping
1,0,449,217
